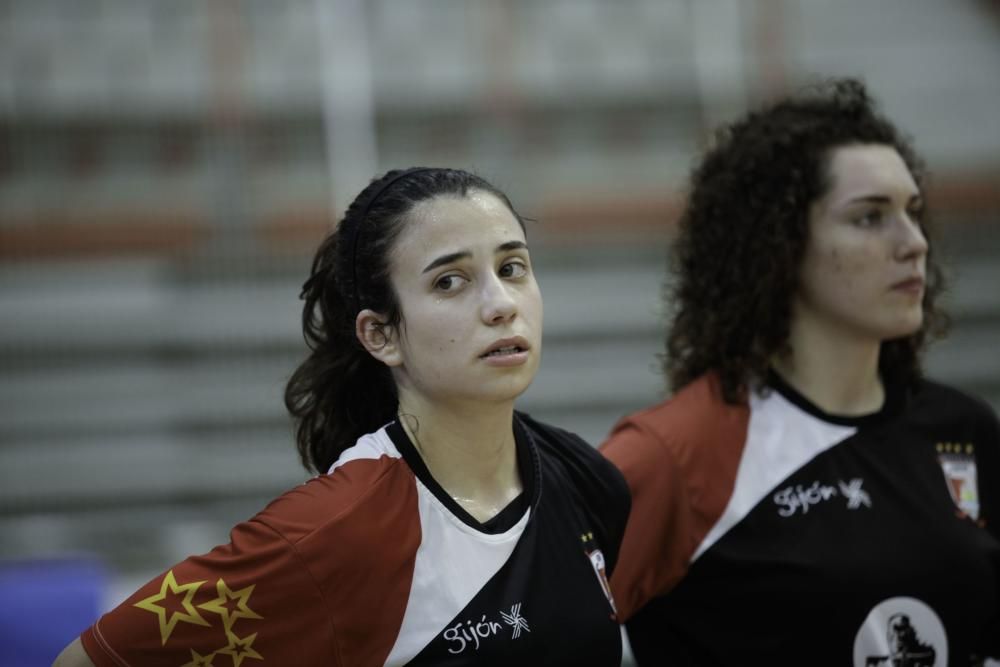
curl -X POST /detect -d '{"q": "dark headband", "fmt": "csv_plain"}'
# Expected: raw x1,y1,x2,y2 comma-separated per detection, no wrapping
347,167,436,312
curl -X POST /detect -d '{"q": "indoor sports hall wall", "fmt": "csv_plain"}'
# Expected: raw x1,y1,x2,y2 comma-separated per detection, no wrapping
1,1,999,664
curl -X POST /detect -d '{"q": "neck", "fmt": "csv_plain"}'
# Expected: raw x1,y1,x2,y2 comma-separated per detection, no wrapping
772,319,884,416
396,392,522,522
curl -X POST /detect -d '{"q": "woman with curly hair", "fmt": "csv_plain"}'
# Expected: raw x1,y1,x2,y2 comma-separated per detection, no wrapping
55,167,629,666
602,80,1000,665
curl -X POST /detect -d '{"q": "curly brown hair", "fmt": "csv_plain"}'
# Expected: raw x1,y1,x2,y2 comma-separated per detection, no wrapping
665,78,948,402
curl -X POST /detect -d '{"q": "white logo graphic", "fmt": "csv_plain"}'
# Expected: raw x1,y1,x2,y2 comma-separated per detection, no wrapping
500,602,530,639
443,615,504,654
853,597,947,667
773,478,871,517
839,478,872,509
443,603,529,654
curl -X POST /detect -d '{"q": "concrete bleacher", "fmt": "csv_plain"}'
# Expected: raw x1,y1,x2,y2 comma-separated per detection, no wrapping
2,240,999,582
0,248,665,572
1,3,998,665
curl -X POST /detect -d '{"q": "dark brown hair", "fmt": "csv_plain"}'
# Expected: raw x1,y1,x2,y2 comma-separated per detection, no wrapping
665,78,947,402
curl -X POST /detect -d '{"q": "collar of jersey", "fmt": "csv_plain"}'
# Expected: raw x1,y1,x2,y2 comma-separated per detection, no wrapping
765,368,906,428
385,413,541,534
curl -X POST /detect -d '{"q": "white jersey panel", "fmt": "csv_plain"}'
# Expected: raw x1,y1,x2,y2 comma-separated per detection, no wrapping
692,388,856,561
327,424,401,473
382,480,530,666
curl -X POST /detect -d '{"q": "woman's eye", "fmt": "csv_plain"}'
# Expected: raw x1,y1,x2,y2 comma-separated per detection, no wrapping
499,260,527,279
856,209,884,227
434,275,466,292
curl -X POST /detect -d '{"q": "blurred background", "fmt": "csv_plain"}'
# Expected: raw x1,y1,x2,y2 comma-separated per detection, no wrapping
1,0,999,664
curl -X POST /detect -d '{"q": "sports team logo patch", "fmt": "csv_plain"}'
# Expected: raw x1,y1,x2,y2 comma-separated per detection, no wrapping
935,442,980,521
581,531,617,618
853,596,947,666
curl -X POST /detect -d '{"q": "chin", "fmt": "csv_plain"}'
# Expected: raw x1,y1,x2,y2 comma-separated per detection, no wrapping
881,317,923,341
490,375,536,403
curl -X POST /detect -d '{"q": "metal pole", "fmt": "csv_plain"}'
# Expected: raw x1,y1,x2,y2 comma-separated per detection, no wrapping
315,0,378,222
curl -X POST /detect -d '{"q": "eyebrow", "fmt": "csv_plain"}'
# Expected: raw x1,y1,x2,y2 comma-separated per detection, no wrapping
421,240,529,274
844,193,922,206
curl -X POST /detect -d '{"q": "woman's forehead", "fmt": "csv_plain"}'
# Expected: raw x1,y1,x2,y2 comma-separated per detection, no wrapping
408,190,508,221
392,193,524,266
823,144,918,204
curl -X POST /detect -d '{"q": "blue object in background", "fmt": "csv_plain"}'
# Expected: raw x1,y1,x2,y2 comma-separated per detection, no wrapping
0,557,107,667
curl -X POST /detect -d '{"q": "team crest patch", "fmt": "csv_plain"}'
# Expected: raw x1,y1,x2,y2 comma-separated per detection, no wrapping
581,531,617,618
853,596,947,666
935,442,980,521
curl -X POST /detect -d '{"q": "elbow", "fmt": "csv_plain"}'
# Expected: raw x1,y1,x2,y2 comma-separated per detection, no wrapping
52,638,96,667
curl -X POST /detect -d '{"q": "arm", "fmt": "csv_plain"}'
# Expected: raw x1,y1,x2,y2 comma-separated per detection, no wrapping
52,638,95,667
75,517,333,667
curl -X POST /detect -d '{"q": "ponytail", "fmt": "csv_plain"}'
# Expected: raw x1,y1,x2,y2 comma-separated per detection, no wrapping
284,232,397,474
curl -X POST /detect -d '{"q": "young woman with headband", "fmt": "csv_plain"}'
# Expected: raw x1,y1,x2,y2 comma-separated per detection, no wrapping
602,80,1000,665
55,167,630,666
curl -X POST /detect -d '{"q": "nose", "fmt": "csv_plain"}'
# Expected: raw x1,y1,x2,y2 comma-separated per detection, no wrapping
895,213,928,263
480,275,518,325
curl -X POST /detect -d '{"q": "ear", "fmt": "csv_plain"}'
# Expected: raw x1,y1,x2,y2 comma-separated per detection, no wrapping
355,309,403,367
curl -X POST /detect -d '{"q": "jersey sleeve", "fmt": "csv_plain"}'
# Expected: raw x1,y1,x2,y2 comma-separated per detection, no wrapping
600,420,695,622
598,456,633,579
976,403,1000,658
80,517,335,667
572,434,632,578
977,401,1000,541
517,413,632,575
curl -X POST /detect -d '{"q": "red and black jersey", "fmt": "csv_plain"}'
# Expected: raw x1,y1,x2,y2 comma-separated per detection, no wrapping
603,372,1000,666
81,412,629,666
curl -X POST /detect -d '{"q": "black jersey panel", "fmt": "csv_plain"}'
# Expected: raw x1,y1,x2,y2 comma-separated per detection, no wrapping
404,425,624,666
625,378,1000,666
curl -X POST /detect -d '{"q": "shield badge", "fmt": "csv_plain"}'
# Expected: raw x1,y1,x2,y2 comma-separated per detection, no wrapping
936,442,979,521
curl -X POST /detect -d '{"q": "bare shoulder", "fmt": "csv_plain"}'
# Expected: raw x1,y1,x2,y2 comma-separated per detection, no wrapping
52,638,95,667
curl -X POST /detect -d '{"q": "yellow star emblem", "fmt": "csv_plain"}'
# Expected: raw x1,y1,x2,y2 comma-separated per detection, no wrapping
217,631,264,667
133,570,212,645
181,648,217,667
198,579,264,632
